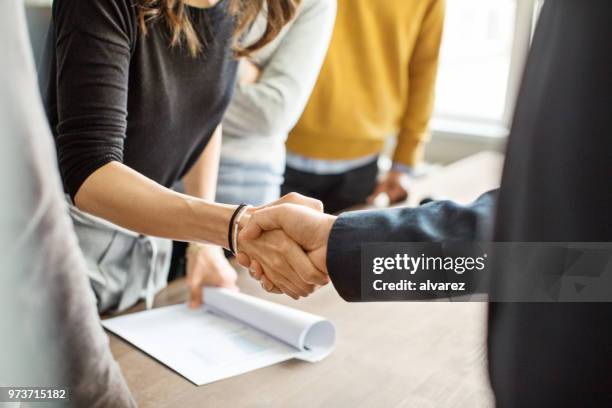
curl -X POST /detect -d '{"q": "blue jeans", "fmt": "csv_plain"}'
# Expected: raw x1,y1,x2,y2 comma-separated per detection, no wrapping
216,160,282,206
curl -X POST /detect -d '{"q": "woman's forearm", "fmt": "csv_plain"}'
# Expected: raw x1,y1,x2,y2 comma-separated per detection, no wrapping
183,126,222,201
74,161,235,248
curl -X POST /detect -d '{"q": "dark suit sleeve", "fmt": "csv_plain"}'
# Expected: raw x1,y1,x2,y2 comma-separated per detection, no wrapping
326,190,497,301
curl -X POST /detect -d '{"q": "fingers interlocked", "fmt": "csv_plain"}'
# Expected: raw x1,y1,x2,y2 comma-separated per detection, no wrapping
238,229,319,299
236,193,329,299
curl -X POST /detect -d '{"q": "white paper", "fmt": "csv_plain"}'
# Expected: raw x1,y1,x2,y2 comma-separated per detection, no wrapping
102,288,336,385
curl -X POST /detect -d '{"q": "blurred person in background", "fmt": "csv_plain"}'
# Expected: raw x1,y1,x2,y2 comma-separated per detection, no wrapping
1,2,134,405
283,0,445,214
216,0,336,206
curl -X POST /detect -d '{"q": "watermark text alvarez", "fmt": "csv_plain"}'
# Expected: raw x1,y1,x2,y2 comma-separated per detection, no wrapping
371,252,488,292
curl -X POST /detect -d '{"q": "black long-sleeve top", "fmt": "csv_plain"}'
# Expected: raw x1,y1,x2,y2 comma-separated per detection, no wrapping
40,0,238,199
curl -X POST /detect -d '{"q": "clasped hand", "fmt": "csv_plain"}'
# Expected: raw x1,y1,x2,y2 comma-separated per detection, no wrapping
236,193,337,299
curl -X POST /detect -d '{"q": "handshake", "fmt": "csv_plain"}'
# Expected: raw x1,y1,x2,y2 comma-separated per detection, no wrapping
236,193,337,299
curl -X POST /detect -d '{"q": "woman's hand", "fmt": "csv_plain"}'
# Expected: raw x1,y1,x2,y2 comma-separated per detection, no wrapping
238,229,327,300
239,59,262,85
234,193,328,298
186,243,238,308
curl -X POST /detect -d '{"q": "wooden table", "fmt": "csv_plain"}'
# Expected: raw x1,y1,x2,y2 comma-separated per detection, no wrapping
406,151,503,207
108,151,504,408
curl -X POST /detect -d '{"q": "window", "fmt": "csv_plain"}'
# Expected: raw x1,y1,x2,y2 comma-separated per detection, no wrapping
433,0,541,133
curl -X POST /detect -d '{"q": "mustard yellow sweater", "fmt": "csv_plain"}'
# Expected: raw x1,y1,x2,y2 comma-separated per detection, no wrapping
287,0,445,167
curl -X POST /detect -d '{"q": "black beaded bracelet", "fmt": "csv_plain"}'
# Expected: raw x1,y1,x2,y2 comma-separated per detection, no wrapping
228,203,248,255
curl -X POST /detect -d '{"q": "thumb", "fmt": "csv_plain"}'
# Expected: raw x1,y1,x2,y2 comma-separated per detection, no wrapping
269,193,324,213
186,258,204,308
189,279,203,308
235,252,251,269
240,206,285,239
239,221,263,240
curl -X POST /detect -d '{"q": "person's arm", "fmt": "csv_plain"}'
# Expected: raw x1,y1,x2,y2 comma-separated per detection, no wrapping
240,190,497,300
0,2,134,404
182,126,239,307
222,0,337,138
183,125,222,202
393,0,445,168
326,190,495,301
75,162,236,246
49,0,229,247
371,0,446,204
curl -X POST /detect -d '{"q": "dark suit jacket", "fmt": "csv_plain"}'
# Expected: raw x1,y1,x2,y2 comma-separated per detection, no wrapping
326,1,612,406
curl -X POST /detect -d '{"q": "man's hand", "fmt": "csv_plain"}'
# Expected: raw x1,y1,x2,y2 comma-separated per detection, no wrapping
238,203,337,297
258,191,324,213
367,170,410,205
238,228,327,299
186,244,238,308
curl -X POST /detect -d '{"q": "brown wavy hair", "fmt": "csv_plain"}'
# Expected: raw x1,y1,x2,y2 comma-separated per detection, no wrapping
137,0,300,57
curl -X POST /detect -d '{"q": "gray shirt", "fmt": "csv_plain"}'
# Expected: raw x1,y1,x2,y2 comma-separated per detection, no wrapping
0,2,135,406
220,0,336,177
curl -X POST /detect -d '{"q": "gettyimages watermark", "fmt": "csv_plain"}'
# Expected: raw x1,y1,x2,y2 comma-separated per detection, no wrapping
360,242,612,302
